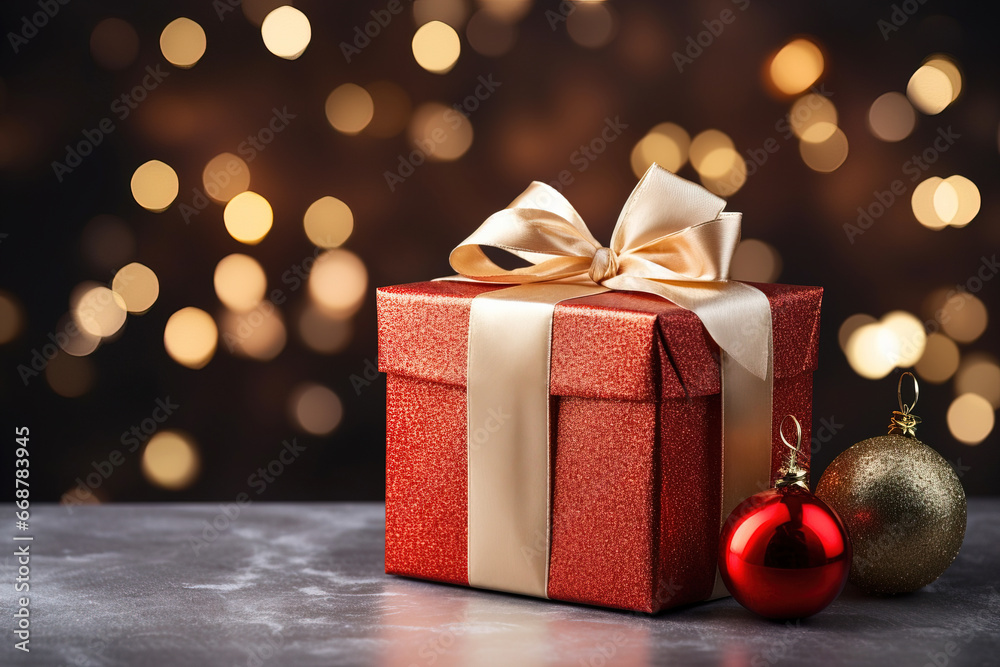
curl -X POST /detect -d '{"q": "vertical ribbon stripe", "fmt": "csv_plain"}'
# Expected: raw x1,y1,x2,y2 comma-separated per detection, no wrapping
709,345,774,600
466,284,606,598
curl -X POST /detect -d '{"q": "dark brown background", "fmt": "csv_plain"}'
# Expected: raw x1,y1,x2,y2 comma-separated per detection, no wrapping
1,0,997,501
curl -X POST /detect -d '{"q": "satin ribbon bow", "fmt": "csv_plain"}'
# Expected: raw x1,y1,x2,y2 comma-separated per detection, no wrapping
450,163,770,380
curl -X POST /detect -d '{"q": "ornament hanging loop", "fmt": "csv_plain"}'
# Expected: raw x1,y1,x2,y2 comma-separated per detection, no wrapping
776,414,808,489
889,371,922,437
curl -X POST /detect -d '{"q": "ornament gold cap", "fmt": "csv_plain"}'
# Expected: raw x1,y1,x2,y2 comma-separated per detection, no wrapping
775,414,809,489
889,371,922,438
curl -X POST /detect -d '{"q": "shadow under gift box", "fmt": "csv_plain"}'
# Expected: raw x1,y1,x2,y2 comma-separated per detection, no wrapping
377,280,822,613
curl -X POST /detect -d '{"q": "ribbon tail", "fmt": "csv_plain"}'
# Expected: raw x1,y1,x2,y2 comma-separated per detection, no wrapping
709,346,773,599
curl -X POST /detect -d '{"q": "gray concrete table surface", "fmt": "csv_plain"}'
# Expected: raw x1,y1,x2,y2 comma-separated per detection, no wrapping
2,501,998,667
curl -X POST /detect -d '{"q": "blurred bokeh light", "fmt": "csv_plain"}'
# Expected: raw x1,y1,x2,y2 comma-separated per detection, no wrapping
730,239,782,283
160,17,207,69
164,307,218,369
214,254,267,312
0,290,25,344
304,196,354,248
566,2,617,49
867,92,916,142
630,122,690,176
221,306,287,361
412,21,462,74
131,160,179,212
298,305,353,354
202,153,251,204
915,332,961,384
309,249,368,316
142,431,201,490
768,38,824,96
290,383,344,435
89,18,139,70
73,286,127,338
947,393,994,445
798,127,848,172
907,64,954,115
46,353,96,398
325,84,375,135
224,191,274,245
112,262,160,314
261,6,312,60
408,102,474,161
955,354,1000,409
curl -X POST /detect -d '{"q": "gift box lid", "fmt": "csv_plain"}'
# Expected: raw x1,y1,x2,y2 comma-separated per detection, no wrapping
377,281,822,402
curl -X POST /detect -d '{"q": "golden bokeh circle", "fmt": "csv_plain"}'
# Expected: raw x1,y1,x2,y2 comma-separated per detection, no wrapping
261,6,312,60
131,160,179,212
142,431,201,490
224,191,273,245
914,332,960,384
325,84,375,135
160,17,207,68
164,307,218,369
303,196,354,248
947,393,994,445
768,38,824,96
113,262,160,314
214,254,267,312
412,21,461,74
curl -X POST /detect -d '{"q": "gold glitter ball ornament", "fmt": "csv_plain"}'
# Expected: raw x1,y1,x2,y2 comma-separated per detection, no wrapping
816,373,967,595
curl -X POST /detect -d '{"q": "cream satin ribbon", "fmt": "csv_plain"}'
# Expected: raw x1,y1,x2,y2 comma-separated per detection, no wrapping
452,164,774,601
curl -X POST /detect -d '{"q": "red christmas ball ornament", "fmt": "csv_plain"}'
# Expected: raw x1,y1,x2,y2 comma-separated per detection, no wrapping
719,415,852,619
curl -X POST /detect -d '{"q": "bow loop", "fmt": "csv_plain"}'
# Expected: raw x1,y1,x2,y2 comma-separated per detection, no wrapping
448,163,769,379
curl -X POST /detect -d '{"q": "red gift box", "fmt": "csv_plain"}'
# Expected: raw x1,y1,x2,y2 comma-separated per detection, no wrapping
378,279,822,612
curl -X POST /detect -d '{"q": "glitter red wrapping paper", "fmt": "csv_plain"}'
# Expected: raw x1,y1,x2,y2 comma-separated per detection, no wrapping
378,281,822,613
